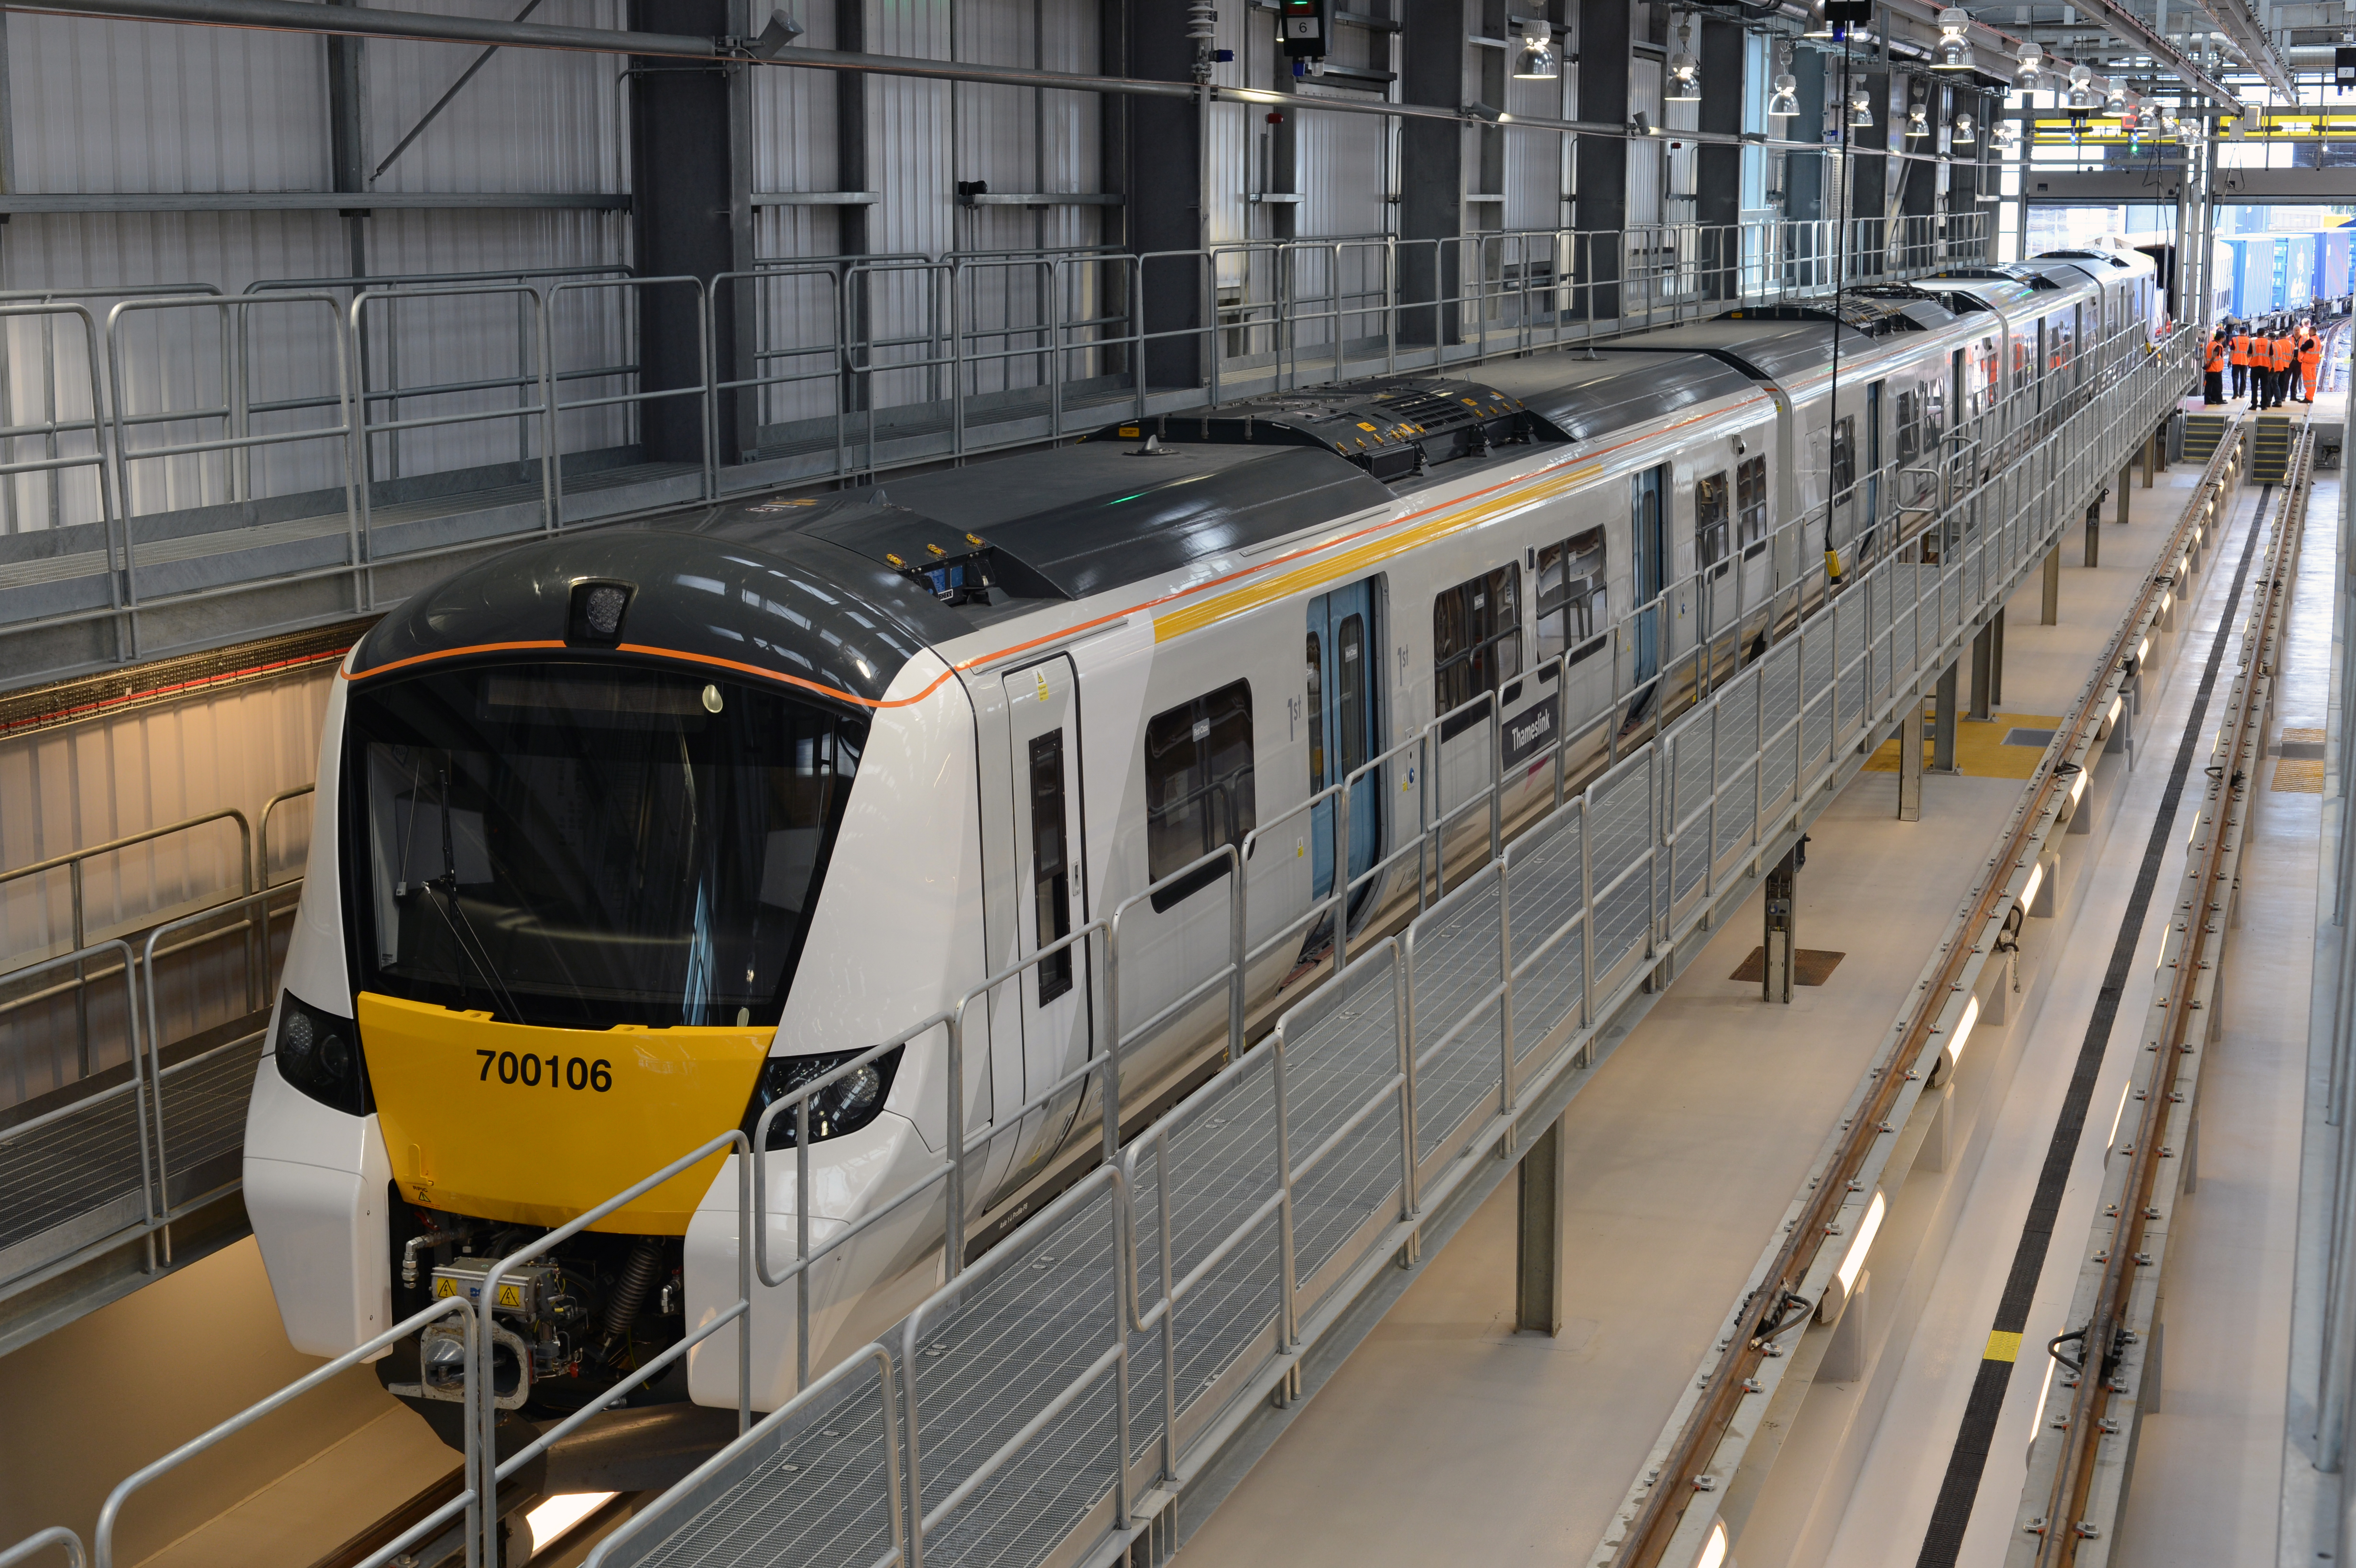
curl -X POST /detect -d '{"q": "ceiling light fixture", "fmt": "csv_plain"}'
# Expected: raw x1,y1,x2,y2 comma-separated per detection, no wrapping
2014,44,2044,91
1512,18,1560,79
1767,40,1800,119
1934,8,1974,71
2068,63,2095,111
1850,82,1875,127
1952,109,1976,143
1667,17,1702,101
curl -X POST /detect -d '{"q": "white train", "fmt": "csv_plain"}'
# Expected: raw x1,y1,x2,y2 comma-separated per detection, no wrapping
244,250,2160,1438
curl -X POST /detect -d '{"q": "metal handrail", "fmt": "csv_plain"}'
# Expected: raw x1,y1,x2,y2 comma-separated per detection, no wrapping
257,785,316,889
0,1529,85,1568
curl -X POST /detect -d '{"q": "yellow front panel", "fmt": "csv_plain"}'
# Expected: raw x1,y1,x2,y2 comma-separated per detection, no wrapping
360,992,772,1235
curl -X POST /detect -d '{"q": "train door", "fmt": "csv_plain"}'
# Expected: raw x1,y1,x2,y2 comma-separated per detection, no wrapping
1631,465,1666,684
995,653,1090,1191
1864,379,1884,551
1306,580,1383,929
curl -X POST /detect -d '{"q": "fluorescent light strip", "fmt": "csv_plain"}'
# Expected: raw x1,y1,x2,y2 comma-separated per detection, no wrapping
2109,696,2125,724
1838,1190,1887,1294
1695,1520,1730,1568
2071,769,2089,805
2107,1080,2133,1151
1949,994,1982,1066
2020,860,2045,912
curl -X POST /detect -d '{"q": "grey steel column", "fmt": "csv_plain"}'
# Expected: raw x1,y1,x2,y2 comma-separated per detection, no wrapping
1398,0,1467,348
1515,1111,1570,1334
1127,2,1206,390
629,0,752,465
2086,497,2104,568
1990,606,2005,707
1572,0,1629,321
1763,841,1800,1003
2043,544,2061,624
2119,460,2134,525
1969,618,1995,723
1898,697,1924,821
1933,660,1959,773
1696,17,1741,300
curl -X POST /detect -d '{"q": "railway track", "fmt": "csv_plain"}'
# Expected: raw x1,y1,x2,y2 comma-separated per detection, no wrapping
1600,408,2252,1568
2014,419,2312,1561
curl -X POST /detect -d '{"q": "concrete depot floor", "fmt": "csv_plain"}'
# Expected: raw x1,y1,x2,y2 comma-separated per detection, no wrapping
1179,435,2230,1567
1814,399,2339,1568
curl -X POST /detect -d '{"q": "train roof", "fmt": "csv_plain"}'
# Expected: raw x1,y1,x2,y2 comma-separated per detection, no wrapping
1597,299,1959,384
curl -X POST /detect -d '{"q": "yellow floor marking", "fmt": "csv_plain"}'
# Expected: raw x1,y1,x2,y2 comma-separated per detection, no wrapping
1862,712,2066,779
1985,1330,2024,1363
2274,758,2325,793
2284,727,2325,744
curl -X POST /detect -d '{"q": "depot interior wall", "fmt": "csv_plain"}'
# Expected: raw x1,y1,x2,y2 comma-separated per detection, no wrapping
0,667,332,1111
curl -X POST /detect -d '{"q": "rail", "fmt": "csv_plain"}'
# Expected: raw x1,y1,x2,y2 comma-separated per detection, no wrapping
1598,405,2253,1568
2012,420,2310,1561
0,1528,84,1568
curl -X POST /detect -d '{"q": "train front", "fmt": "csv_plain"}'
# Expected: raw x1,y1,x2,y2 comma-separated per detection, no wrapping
243,520,972,1431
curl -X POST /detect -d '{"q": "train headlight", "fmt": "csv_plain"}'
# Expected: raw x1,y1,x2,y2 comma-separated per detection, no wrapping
273,989,372,1116
743,1046,904,1148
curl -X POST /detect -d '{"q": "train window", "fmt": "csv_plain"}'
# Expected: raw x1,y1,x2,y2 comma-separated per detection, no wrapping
1895,392,1920,468
1829,416,1856,498
1028,731,1072,1003
1144,680,1255,913
1925,377,1946,445
1536,530,1607,668
1305,632,1325,793
1695,471,1731,569
1433,565,1522,736
1735,457,1768,551
350,664,862,1030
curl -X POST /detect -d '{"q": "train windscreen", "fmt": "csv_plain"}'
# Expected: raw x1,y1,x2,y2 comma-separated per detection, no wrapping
343,661,862,1029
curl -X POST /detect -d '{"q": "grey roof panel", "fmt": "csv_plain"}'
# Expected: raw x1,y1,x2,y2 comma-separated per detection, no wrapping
1467,350,1761,441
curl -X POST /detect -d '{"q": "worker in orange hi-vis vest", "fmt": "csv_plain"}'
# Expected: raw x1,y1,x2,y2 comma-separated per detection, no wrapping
2262,331,2290,408
2203,332,2228,404
2273,331,2298,407
2255,332,2280,409
2230,326,2253,399
2300,330,2324,402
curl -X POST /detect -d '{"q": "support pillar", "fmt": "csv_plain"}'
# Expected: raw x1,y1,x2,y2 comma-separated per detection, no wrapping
1127,4,1206,389
2146,427,2160,484
630,0,753,466
1696,17,1742,300
1969,619,1996,722
1990,607,2005,707
1515,1111,1569,1335
2118,462,2133,526
1898,698,1924,821
2085,499,2103,568
1572,0,1629,321
1763,841,1800,1003
1933,660,1959,773
2042,545,2061,625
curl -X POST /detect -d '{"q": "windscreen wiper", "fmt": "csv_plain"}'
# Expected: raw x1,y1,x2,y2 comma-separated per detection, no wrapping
425,766,524,1023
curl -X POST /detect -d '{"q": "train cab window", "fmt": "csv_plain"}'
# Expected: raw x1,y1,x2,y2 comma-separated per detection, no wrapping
1433,566,1522,735
1694,471,1732,570
1735,457,1768,552
1829,415,1856,499
1144,681,1255,912
1536,530,1607,669
1027,731,1072,1003
348,664,862,1031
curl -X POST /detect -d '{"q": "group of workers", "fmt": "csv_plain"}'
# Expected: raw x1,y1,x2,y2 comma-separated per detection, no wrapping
2204,321,2326,407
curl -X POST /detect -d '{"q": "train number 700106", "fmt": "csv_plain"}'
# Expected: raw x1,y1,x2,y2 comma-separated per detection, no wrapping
477,1050,613,1091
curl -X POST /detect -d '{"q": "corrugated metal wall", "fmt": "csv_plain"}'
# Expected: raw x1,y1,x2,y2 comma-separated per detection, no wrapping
0,668,331,1105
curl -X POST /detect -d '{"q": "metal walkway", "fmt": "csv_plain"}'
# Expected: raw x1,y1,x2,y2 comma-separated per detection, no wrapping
560,345,2193,1568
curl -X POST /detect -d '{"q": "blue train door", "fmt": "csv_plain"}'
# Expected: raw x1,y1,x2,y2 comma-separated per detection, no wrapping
1306,580,1382,917
1630,466,1666,684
